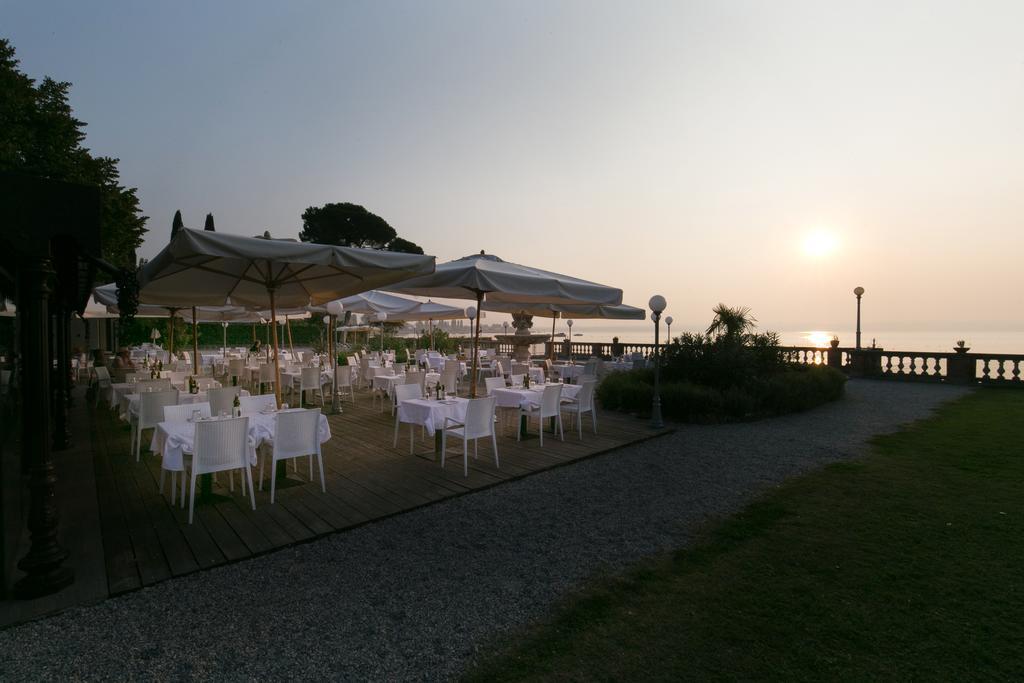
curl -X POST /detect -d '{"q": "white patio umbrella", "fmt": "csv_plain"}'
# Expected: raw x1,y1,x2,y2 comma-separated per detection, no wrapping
386,251,623,396
138,228,434,407
95,282,251,368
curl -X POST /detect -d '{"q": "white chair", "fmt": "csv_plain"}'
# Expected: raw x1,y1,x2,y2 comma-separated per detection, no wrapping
189,416,254,523
509,374,525,388
258,364,276,393
359,357,373,388
137,378,171,393
483,376,506,396
92,366,112,407
208,386,243,417
392,383,426,454
259,409,324,503
583,358,599,379
296,367,324,407
441,396,498,476
404,370,425,397
240,394,277,415
334,365,355,404
163,401,211,423
561,379,597,438
195,377,219,391
131,389,179,461
518,384,563,446
157,401,213,505
440,365,459,398
371,367,392,411
227,358,246,387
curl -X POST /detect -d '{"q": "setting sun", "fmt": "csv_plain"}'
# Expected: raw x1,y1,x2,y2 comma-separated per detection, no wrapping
801,230,839,259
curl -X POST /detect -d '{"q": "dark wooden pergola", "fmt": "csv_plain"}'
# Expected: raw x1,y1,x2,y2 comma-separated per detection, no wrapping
0,172,105,598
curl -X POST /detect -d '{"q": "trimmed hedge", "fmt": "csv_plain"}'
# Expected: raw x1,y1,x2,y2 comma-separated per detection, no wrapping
597,365,846,423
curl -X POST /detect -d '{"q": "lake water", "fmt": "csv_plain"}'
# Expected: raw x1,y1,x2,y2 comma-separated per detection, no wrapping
519,323,1024,355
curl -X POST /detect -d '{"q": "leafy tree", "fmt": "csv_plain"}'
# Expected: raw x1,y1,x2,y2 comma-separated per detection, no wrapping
385,236,424,255
204,212,215,231
706,304,757,342
0,38,147,268
299,202,423,254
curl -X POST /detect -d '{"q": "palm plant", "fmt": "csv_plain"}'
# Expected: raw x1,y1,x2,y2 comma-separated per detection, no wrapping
706,304,757,341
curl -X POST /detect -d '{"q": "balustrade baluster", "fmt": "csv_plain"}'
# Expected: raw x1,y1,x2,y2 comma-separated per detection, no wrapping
1013,360,1021,382
982,359,992,380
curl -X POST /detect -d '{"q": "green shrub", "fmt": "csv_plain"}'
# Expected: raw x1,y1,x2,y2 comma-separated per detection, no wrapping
597,365,846,423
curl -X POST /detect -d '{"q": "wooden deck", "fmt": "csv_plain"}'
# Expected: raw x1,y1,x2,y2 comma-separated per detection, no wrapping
92,383,670,596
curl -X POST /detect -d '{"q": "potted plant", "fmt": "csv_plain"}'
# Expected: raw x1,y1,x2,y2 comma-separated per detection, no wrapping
954,340,969,354
829,335,840,349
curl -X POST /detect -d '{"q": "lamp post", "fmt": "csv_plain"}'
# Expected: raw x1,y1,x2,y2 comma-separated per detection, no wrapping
649,295,666,429
665,316,673,342
378,312,387,353
566,319,574,361
854,286,865,349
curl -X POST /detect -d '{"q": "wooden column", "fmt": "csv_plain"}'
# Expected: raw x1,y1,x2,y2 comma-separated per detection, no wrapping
15,251,74,598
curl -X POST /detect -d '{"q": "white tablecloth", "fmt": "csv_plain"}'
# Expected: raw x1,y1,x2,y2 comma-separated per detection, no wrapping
371,373,406,395
396,397,469,437
150,410,331,472
603,361,633,373
553,364,585,380
491,383,580,410
282,370,333,390
123,388,243,420
109,382,134,408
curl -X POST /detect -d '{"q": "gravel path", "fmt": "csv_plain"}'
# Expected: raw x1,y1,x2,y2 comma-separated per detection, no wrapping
0,380,969,680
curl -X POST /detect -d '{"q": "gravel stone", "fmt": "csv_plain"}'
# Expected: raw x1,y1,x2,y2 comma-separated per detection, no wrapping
0,380,969,680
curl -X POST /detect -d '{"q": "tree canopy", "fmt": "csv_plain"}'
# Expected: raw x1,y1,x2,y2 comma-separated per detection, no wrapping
299,202,424,254
171,210,184,239
0,38,148,269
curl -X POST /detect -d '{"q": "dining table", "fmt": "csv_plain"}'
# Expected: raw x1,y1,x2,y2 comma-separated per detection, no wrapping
552,364,586,382
396,396,469,454
491,383,581,438
150,409,331,501
122,387,248,421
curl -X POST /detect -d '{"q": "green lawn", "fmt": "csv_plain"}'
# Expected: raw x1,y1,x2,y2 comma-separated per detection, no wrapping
466,389,1024,681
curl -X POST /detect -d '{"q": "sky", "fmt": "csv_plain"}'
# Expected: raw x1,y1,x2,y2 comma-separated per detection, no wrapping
4,0,1023,335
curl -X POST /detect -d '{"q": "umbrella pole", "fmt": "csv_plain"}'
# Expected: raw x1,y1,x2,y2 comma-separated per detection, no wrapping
329,314,339,415
429,319,434,351
551,316,556,361
286,317,295,359
269,290,282,409
191,306,200,375
470,291,483,398
168,310,175,356
222,323,227,369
